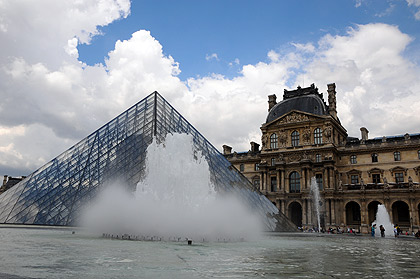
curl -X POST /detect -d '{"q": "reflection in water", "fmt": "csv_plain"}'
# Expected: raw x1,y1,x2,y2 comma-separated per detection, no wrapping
1,228,419,279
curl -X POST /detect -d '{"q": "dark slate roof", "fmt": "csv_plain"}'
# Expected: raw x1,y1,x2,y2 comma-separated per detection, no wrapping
345,133,420,147
266,84,328,123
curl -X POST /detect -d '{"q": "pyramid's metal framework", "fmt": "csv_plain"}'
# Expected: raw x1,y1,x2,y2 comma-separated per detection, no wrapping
0,92,293,231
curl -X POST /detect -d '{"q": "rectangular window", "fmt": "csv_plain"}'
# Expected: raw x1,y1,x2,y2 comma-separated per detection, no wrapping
270,134,278,149
394,151,401,161
316,173,323,191
315,154,321,163
314,128,323,144
271,158,276,166
395,172,404,184
371,153,378,163
270,176,277,192
291,131,299,147
255,163,259,171
350,155,357,164
351,175,359,184
372,174,381,184
239,164,244,172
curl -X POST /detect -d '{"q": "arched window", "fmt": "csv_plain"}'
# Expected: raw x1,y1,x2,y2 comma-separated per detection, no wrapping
314,128,323,144
289,171,300,193
270,133,278,149
291,131,299,147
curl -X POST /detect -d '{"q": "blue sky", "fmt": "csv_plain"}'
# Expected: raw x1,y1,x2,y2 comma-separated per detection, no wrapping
1,0,420,176
78,0,420,80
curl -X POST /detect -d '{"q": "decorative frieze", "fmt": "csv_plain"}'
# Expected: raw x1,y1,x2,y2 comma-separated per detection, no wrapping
277,112,309,124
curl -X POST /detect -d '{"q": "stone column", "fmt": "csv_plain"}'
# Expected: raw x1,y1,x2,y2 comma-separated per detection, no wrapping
266,172,270,192
307,199,313,226
360,199,368,234
331,199,336,225
281,199,285,215
329,167,334,189
260,172,264,191
341,199,346,227
302,168,306,190
283,170,287,193
325,199,330,226
409,198,418,231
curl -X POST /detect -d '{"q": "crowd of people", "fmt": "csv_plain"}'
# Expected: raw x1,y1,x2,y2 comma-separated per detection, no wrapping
299,226,358,234
299,224,420,239
371,223,420,238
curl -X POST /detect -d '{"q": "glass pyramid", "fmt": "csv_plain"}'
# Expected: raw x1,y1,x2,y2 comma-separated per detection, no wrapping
0,92,294,231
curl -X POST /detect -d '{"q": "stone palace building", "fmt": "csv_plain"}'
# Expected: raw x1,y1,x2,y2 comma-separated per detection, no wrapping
223,83,420,234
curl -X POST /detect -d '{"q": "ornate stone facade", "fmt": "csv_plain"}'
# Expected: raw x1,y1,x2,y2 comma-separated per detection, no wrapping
224,83,420,234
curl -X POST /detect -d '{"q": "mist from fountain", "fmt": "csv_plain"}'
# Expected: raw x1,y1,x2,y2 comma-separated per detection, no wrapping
80,133,263,242
310,176,321,231
372,204,394,237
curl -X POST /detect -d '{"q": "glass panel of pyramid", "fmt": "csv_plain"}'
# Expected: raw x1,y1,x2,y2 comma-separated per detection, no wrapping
0,92,294,231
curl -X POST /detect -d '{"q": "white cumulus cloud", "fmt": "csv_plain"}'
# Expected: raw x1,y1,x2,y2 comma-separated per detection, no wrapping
0,2,420,178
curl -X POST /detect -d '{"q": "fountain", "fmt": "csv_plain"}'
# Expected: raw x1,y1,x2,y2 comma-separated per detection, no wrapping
372,204,394,237
310,176,322,231
81,133,263,242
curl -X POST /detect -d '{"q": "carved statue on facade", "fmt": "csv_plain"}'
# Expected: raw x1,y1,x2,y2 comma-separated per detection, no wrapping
408,176,413,188
338,179,343,191
278,130,287,146
324,124,332,143
261,134,267,149
303,127,311,144
383,177,389,188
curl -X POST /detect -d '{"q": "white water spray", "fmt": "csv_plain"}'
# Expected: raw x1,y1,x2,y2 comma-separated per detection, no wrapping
81,133,263,241
310,177,321,231
372,204,394,237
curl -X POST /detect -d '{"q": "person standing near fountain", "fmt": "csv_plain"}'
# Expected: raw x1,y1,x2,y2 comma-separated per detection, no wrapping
379,225,385,237
371,224,376,237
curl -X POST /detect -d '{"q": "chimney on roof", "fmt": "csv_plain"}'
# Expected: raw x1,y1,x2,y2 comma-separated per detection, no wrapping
3,175,8,187
327,83,337,119
268,94,277,111
222,145,232,155
360,127,369,141
250,142,260,152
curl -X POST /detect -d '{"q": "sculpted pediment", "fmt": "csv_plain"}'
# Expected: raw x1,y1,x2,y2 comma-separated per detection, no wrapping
266,111,324,127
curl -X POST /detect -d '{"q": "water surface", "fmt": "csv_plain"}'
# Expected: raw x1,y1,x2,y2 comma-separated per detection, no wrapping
1,227,419,278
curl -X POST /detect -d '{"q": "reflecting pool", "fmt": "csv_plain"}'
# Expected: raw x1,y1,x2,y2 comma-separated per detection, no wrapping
1,227,419,278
